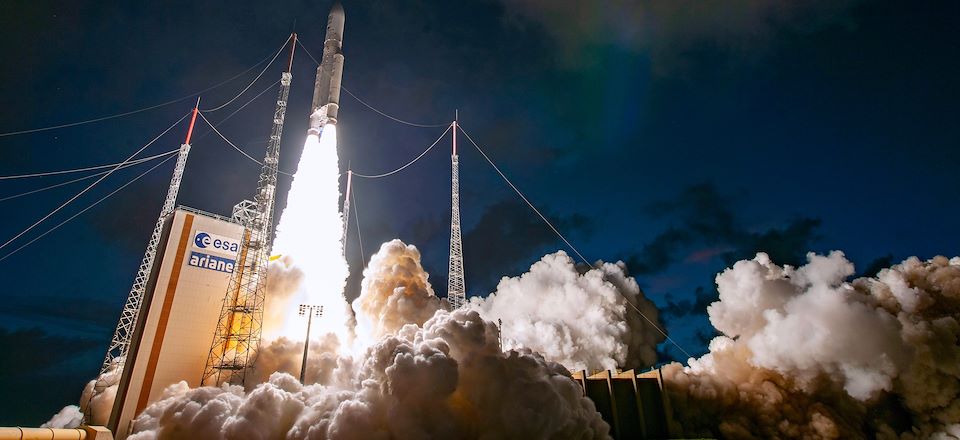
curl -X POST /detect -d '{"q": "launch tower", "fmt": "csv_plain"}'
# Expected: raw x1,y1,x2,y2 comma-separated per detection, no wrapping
202,34,296,386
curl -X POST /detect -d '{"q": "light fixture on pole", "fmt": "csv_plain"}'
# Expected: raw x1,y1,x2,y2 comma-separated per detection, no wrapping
298,304,323,383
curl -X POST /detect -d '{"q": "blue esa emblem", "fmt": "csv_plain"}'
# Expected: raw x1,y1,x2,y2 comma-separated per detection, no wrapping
192,231,240,255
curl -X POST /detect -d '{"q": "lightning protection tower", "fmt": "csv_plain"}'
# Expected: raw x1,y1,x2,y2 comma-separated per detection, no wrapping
447,119,466,309
87,99,201,422
202,34,296,386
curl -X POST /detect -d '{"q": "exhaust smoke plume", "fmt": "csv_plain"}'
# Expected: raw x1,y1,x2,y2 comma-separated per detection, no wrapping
248,333,342,386
262,255,305,341
352,239,444,344
126,240,611,439
42,405,83,430
468,250,664,371
48,234,960,438
129,311,609,439
663,252,960,439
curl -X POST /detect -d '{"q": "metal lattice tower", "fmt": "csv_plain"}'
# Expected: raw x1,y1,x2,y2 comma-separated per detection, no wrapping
86,102,201,421
447,120,466,309
202,34,296,386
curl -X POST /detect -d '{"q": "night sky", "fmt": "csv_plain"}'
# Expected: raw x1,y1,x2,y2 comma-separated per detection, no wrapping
1,0,957,425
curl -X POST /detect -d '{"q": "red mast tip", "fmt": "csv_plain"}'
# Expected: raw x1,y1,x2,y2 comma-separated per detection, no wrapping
286,33,297,73
184,98,200,145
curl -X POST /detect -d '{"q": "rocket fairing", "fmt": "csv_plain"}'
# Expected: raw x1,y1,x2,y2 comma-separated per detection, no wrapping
309,1,345,134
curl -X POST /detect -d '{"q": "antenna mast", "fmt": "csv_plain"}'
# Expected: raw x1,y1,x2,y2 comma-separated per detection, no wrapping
447,113,466,309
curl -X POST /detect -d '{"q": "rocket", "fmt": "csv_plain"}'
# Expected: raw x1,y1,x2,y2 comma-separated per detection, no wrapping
309,1,345,134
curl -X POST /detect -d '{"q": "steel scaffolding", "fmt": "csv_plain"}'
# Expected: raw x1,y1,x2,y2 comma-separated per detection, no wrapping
202,34,296,386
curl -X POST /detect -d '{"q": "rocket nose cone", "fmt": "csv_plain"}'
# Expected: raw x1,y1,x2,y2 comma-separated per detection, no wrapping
330,1,344,18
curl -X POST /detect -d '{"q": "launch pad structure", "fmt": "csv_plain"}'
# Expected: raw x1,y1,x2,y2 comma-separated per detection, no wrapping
571,369,676,439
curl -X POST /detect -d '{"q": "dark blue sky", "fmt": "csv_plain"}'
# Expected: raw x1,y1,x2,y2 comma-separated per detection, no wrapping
1,0,957,425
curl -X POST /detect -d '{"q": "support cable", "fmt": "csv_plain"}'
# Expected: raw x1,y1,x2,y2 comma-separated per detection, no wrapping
341,87,450,128
201,35,291,112
0,154,178,263
190,79,279,158
191,78,279,146
458,124,693,360
196,111,294,177
197,111,261,164
0,43,283,138
296,39,448,128
209,79,281,129
295,39,320,65
0,149,179,180
0,150,179,202
351,124,451,179
0,113,190,252
13,79,283,211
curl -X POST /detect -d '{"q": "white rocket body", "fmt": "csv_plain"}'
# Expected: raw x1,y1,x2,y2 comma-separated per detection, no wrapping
309,2,345,135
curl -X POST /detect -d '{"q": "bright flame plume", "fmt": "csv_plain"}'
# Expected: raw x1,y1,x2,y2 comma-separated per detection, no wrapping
271,125,351,344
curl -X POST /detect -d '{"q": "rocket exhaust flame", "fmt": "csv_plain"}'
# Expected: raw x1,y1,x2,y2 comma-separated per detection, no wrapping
270,125,351,346
265,0,349,348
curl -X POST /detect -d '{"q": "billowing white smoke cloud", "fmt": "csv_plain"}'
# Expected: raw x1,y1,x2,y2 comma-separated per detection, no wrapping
261,255,305,341
125,240,614,438
129,311,608,439
469,251,664,371
42,405,83,429
82,358,123,427
709,251,905,400
248,333,343,386
124,247,960,439
664,252,960,439
352,239,443,344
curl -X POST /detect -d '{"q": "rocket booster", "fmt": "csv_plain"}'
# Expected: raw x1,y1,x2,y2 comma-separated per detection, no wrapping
310,2,345,134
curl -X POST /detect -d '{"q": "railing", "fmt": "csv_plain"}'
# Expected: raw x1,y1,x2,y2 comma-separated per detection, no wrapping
176,205,240,225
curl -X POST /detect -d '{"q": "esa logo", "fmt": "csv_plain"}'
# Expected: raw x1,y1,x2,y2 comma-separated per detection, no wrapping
193,231,240,255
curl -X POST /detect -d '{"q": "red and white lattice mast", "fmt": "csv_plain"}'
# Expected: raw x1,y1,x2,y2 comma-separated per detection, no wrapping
87,99,201,422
